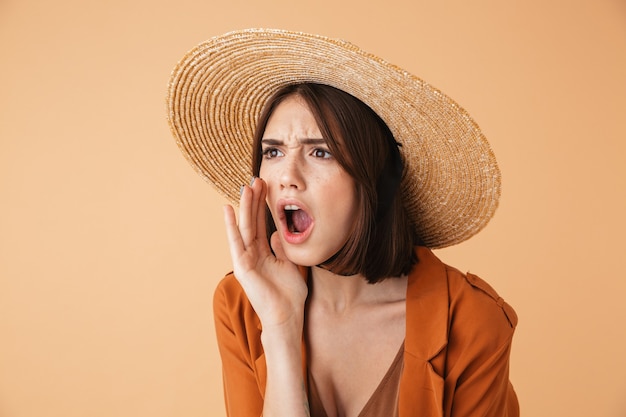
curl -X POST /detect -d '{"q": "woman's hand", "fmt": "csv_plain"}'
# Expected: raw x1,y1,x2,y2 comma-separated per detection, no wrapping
223,177,308,332
223,178,311,417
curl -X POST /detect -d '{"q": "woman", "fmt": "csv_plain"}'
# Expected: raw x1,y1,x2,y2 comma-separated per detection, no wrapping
167,29,518,417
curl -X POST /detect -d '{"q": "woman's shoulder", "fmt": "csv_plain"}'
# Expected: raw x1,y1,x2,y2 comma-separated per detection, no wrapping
406,246,517,375
409,246,517,343
213,272,264,352
214,271,242,299
213,272,259,326
445,264,517,333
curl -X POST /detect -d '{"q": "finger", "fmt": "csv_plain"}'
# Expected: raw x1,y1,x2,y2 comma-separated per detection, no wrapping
237,183,255,244
255,179,268,243
223,204,245,260
248,177,260,242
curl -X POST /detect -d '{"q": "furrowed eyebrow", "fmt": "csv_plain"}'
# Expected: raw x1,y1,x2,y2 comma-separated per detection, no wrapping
261,138,326,146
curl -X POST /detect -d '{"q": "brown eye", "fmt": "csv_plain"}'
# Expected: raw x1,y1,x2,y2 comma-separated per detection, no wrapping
312,148,332,159
262,148,283,159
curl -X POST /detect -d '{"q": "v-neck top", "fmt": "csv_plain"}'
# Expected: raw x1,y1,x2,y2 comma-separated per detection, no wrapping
307,342,405,417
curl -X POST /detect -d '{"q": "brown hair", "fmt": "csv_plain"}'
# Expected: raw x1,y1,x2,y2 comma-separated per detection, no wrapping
252,83,418,283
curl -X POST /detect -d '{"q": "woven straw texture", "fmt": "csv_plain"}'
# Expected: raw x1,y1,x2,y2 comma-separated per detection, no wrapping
166,28,501,249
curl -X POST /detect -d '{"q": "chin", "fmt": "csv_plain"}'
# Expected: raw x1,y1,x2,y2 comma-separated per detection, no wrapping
282,244,335,268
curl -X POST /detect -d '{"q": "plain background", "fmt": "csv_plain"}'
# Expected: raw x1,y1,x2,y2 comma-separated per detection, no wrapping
1,0,625,416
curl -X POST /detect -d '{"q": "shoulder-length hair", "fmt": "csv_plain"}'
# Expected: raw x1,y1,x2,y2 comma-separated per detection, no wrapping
252,83,419,283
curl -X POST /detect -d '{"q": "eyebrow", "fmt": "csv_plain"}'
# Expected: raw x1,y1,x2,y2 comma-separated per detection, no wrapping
261,138,326,146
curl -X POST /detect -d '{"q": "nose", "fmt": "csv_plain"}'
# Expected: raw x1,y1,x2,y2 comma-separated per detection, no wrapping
279,154,306,190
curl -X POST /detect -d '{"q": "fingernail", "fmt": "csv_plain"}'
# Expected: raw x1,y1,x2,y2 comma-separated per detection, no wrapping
239,185,244,196
250,176,256,186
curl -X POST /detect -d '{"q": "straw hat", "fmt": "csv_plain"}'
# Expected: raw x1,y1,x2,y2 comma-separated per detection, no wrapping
166,28,500,249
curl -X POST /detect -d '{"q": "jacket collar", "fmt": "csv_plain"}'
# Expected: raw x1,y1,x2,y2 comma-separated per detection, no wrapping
404,246,449,361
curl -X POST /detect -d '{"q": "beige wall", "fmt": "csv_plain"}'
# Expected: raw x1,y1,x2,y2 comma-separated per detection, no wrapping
1,0,625,416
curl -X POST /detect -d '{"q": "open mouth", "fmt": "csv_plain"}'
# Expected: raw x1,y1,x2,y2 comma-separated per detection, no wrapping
284,204,312,234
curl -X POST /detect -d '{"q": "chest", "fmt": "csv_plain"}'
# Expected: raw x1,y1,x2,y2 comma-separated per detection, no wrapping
304,302,406,417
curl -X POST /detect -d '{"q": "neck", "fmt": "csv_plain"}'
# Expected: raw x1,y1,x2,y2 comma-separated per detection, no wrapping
308,266,406,314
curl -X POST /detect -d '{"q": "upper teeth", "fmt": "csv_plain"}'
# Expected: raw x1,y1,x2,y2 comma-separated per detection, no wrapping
285,204,300,211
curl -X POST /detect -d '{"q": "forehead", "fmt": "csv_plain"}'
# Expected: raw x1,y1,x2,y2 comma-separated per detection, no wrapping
262,95,322,141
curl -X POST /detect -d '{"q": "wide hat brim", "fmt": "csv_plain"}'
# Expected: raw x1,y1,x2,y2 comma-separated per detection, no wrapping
167,28,501,249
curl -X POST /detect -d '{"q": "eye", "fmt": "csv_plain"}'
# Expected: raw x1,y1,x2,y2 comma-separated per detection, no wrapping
262,147,283,159
312,148,332,159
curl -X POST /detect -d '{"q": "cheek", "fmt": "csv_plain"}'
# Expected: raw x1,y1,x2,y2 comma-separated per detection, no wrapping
258,164,277,218
258,160,267,178
258,164,274,197
325,177,358,216
258,159,282,183
258,164,272,191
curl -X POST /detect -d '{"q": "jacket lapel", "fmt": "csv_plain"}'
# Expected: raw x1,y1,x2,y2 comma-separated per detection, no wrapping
400,247,449,417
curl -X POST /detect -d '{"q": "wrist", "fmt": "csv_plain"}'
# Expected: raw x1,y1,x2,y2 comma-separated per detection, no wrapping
260,317,303,347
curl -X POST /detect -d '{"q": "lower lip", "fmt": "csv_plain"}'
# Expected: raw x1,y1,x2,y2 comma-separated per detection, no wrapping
282,224,314,244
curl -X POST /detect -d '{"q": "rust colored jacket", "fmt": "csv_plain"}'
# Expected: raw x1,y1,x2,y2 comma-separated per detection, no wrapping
213,247,519,416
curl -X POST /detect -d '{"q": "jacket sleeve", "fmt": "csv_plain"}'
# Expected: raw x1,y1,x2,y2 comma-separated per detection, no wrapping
213,275,264,417
442,271,519,417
